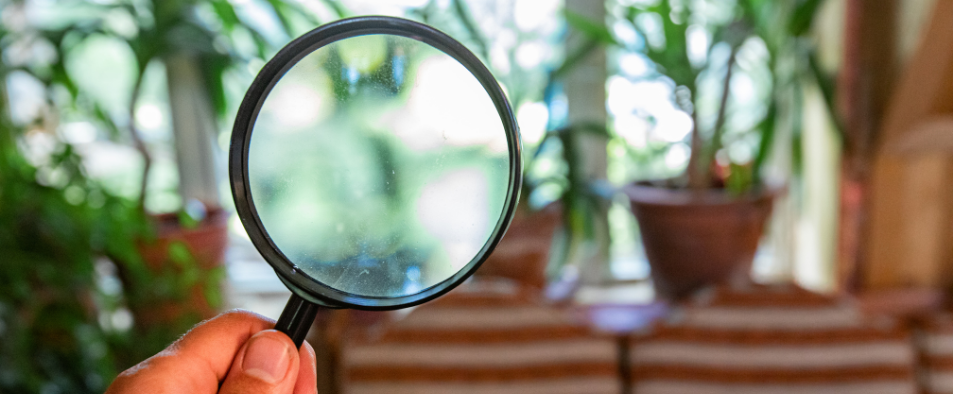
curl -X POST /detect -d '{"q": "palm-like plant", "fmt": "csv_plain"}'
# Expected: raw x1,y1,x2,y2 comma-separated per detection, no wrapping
617,0,837,192
26,0,332,208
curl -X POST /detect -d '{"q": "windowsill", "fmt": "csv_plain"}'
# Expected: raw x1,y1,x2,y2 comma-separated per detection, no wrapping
224,233,662,322
224,235,290,320
573,280,655,305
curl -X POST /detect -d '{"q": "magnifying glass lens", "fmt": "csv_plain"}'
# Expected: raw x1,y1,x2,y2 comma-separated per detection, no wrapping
232,17,520,346
247,34,510,299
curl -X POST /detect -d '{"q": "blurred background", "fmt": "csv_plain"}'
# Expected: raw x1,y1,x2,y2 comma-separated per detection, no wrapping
2,0,951,393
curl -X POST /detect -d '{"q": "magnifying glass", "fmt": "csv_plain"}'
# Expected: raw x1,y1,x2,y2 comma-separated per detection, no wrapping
230,16,521,347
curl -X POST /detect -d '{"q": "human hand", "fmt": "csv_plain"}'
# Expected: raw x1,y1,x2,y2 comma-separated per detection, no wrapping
106,310,317,394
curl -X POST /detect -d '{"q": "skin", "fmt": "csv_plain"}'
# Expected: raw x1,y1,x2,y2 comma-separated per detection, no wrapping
106,310,318,394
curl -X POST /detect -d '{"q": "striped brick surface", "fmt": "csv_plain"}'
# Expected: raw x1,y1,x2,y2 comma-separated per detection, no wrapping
914,313,953,394
628,285,918,394
341,281,620,394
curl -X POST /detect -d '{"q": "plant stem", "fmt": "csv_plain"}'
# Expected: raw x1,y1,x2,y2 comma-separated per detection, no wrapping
691,45,739,189
128,69,151,211
451,0,490,61
687,111,705,189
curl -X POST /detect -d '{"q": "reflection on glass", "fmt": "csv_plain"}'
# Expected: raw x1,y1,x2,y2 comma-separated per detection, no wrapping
248,35,509,298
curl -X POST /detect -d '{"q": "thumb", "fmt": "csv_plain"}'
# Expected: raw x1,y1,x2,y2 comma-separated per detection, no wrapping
219,329,300,394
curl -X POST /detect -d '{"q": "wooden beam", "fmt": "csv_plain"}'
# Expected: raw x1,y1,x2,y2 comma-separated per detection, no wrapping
883,116,953,155
837,0,899,290
863,0,953,290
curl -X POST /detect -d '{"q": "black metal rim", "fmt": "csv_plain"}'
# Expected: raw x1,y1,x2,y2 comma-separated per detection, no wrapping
229,16,522,311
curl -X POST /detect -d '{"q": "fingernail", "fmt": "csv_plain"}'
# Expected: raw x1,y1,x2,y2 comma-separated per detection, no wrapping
242,334,291,383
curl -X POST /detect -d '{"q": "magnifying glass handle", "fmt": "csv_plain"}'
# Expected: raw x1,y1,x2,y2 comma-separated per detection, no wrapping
275,294,321,348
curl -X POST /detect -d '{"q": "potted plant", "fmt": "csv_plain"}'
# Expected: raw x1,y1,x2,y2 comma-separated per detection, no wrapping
0,19,152,389
0,109,132,394
427,2,615,293
114,0,320,357
616,0,830,299
17,0,321,360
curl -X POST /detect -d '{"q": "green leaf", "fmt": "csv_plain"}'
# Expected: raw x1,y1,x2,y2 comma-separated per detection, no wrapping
167,242,193,268
319,0,348,19
91,104,122,139
788,0,823,36
203,267,226,308
176,208,201,229
200,53,230,116
451,0,490,61
209,0,241,32
263,0,298,37
790,81,805,177
752,100,777,182
726,162,755,195
564,10,616,45
248,28,271,58
625,1,697,89
807,51,844,140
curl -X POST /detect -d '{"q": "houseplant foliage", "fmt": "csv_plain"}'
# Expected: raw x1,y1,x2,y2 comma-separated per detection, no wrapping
0,74,147,393
612,0,838,191
0,6,151,391
0,0,325,384
427,0,621,287
33,0,320,355
29,0,324,208
611,0,832,297
0,127,117,394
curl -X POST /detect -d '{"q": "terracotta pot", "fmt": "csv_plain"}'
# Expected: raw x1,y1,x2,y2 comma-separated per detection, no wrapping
475,202,562,290
129,207,229,327
624,184,774,300
138,208,229,271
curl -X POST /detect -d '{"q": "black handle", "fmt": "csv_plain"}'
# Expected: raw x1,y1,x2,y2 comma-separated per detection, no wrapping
274,294,321,348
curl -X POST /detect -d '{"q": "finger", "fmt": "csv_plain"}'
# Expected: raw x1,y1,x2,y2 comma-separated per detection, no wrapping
107,309,276,394
219,329,300,394
294,341,318,394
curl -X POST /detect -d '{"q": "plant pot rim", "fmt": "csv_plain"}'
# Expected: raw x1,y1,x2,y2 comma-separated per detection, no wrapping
150,206,228,235
623,182,780,207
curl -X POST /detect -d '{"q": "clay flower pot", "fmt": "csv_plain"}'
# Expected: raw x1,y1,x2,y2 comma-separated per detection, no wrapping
476,202,562,290
126,207,229,327
624,184,774,300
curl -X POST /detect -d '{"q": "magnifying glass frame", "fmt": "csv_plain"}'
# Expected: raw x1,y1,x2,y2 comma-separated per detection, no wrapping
230,16,522,311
